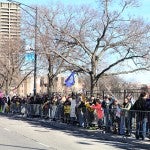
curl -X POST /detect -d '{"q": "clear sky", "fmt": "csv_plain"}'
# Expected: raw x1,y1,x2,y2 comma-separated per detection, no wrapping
4,0,149,20
4,0,149,21
3,0,150,84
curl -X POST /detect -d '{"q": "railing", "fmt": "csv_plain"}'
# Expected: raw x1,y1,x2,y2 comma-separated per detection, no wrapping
86,89,143,100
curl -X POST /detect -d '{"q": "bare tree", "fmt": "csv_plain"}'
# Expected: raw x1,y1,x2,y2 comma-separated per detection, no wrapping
0,38,30,95
22,5,77,96
46,0,150,95
20,1,150,97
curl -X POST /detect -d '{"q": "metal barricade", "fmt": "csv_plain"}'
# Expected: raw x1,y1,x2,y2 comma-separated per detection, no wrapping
3,102,150,140
127,110,150,139
26,104,42,117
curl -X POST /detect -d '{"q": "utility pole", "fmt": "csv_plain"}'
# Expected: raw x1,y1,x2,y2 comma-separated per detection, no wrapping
7,0,38,101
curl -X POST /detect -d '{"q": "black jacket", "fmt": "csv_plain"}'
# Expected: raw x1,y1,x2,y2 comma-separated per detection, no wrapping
132,98,146,111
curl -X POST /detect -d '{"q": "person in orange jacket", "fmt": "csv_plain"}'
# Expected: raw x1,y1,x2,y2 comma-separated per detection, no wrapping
90,99,104,129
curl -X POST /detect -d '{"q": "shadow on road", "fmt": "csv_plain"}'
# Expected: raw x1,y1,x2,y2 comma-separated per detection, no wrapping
0,143,47,150
1,114,150,150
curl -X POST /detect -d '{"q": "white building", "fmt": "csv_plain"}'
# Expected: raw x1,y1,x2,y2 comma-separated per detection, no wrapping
18,74,84,97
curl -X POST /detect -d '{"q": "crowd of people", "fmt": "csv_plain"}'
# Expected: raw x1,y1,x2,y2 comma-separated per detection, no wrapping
0,91,150,140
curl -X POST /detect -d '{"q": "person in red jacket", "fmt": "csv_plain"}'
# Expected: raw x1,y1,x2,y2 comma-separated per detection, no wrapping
90,99,104,129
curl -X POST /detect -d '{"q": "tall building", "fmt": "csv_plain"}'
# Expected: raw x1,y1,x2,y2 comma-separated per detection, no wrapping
0,2,20,95
0,2,20,46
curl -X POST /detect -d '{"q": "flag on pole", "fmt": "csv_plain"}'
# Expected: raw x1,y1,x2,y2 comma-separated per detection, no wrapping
65,71,75,87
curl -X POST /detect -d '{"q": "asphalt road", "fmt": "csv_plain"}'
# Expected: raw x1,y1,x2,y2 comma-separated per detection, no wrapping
0,115,149,150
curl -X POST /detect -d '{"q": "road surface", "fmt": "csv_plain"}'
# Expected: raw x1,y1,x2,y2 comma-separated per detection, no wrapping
0,115,148,150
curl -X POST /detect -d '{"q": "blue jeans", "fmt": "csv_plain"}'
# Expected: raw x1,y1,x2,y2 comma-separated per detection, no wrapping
104,112,111,131
136,117,147,139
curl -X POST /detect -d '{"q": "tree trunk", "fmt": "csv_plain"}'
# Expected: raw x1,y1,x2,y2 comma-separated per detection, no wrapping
90,74,95,97
90,54,98,97
5,79,9,96
47,55,53,99
47,75,53,99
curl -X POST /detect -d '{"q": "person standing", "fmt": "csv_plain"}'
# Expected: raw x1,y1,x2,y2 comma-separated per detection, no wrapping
90,99,104,129
132,91,148,140
102,95,112,132
110,99,121,134
145,95,150,139
120,98,131,135
63,97,71,124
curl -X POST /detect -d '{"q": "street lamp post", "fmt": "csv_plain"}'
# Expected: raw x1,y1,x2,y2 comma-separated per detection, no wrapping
33,7,38,101
7,0,38,100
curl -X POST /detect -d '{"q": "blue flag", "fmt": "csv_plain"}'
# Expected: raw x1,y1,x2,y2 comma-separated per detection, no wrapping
65,71,75,87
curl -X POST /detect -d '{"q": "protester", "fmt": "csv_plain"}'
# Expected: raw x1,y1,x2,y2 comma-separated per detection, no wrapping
76,95,87,127
109,99,121,134
85,98,95,128
90,99,104,129
102,95,112,132
132,91,148,140
120,98,131,135
145,95,150,138
63,97,71,124
70,95,77,125
42,98,50,119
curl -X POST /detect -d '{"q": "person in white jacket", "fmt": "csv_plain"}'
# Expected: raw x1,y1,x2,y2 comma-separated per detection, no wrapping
120,98,131,135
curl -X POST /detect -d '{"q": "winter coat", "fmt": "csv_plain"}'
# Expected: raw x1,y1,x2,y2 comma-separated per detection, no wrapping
91,103,104,119
121,102,131,117
132,97,147,120
132,98,146,111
